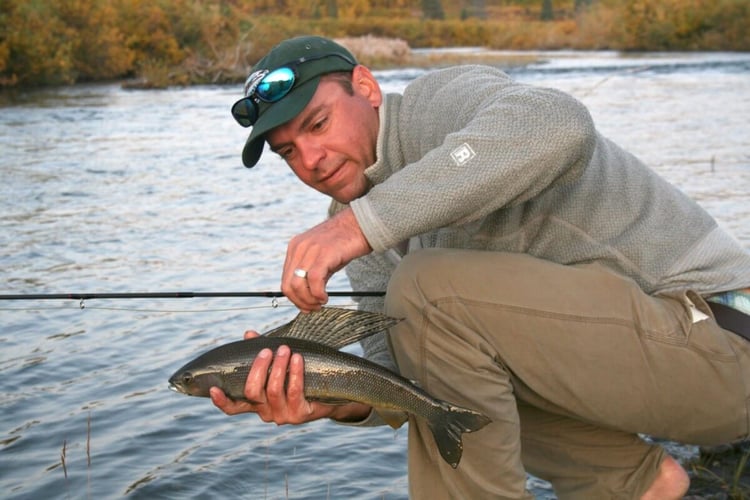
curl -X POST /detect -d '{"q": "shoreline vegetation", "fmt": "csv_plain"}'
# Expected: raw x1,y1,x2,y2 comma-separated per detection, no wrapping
685,442,750,499
1,0,749,90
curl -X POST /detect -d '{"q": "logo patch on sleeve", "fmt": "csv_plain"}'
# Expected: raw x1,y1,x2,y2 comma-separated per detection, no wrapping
450,143,476,166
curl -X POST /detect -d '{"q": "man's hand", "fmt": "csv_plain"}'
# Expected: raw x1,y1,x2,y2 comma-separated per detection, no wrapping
281,207,371,312
210,330,371,424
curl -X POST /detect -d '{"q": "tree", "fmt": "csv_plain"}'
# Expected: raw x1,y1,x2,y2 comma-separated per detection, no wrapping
339,0,371,18
422,0,444,20
541,0,554,20
462,0,487,20
325,0,337,17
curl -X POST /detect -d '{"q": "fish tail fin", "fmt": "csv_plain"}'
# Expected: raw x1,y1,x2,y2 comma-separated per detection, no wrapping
428,405,491,469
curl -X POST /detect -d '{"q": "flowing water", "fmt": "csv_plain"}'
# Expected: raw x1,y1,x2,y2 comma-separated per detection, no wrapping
1,51,749,499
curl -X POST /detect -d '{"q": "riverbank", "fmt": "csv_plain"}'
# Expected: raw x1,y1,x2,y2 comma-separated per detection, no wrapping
2,0,749,89
685,442,750,499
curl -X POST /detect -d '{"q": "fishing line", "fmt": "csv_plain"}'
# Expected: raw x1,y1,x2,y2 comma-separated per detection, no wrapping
0,304,297,314
0,290,382,315
0,299,361,314
0,291,385,300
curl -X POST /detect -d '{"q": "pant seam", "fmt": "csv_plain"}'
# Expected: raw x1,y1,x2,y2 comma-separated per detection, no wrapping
431,296,738,360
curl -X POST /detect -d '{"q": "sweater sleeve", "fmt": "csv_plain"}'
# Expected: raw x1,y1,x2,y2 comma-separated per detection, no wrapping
351,66,597,253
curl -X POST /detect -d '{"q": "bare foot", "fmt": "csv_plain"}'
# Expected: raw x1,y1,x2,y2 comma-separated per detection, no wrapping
641,455,690,500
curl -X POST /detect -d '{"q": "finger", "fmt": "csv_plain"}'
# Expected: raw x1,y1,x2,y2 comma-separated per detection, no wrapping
282,239,326,311
285,353,314,421
282,269,321,312
243,329,260,340
209,386,228,407
287,262,330,312
244,348,273,403
304,268,329,307
265,345,292,410
272,352,315,424
210,386,254,416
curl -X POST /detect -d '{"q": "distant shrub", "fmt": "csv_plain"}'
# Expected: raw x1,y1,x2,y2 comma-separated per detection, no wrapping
617,0,749,50
702,0,750,50
1,1,77,86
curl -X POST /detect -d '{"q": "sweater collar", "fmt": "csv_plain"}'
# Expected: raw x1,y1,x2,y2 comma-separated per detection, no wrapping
363,93,404,187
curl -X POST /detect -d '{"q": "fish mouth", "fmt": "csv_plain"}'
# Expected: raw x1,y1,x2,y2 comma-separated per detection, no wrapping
168,383,183,393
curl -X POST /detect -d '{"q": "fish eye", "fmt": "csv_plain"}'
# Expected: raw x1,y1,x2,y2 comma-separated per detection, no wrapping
181,372,193,385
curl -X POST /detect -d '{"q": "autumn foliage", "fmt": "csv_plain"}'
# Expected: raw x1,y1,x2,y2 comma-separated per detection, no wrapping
1,0,748,88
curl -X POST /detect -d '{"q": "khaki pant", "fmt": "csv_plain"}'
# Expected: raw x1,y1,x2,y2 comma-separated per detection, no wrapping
384,249,750,499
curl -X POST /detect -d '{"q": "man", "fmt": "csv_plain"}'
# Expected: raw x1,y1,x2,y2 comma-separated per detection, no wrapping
212,35,750,499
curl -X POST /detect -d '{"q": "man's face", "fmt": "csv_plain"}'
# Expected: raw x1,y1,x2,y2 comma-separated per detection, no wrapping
265,66,382,204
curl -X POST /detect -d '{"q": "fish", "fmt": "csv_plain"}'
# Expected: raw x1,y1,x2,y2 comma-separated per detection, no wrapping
168,307,491,468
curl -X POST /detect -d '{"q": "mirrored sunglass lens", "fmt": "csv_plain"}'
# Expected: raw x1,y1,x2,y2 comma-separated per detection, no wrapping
255,67,295,102
231,98,256,127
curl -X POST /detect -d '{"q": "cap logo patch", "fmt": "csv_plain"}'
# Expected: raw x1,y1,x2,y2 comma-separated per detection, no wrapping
450,143,476,166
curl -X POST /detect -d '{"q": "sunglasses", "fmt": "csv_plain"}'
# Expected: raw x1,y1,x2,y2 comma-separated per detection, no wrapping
231,53,356,128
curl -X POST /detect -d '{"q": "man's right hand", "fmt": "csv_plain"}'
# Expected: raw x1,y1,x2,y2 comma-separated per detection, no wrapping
210,330,371,424
281,207,372,312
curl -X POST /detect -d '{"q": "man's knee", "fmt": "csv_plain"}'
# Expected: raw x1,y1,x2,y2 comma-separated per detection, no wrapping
385,249,452,312
386,247,510,294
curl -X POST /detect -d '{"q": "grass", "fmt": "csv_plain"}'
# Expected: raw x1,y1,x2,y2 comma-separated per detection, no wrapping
58,412,92,498
685,442,750,499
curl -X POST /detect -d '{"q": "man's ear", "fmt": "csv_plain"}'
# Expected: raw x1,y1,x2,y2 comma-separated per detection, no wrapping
352,65,382,107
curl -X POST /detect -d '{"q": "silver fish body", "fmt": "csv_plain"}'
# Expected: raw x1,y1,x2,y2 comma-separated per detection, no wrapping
168,308,491,468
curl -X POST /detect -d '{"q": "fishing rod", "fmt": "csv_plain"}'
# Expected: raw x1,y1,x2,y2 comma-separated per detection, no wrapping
0,291,386,301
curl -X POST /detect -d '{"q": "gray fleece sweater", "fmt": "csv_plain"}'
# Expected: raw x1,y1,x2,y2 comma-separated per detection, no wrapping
329,65,750,371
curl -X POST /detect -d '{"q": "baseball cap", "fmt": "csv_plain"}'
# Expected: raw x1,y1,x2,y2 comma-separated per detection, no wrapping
234,36,358,168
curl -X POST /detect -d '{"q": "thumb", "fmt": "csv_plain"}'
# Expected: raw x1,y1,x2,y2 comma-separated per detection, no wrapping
244,330,260,340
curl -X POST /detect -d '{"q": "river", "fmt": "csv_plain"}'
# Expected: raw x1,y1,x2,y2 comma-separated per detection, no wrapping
1,51,749,499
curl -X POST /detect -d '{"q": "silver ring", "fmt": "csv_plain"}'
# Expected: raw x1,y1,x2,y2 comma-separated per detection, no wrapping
293,268,308,279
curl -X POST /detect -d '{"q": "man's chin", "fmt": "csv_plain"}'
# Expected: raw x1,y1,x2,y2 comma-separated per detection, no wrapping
330,193,356,205
324,184,366,205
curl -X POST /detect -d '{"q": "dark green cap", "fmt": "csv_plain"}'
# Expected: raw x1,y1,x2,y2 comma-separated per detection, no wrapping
240,36,357,168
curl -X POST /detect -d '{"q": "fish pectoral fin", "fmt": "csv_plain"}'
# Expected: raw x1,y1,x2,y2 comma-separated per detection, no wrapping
311,396,354,405
373,408,409,429
263,307,401,349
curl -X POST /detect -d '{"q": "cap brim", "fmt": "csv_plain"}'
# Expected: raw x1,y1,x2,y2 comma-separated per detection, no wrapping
242,76,321,168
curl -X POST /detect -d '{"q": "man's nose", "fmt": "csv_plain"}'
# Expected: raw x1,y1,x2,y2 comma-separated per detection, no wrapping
297,139,325,171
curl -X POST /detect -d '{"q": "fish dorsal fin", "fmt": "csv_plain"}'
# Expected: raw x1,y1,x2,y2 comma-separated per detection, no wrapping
263,307,400,349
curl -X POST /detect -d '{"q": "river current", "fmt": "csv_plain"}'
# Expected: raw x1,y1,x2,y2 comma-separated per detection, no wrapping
1,51,749,499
